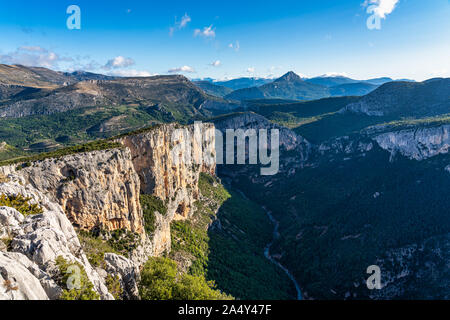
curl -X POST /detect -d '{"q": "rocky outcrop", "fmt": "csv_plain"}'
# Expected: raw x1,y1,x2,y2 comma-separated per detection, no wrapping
103,253,140,300
317,136,374,157
0,181,112,300
372,125,450,161
0,122,217,260
213,112,308,152
0,251,49,300
0,148,143,234
0,122,218,298
119,123,216,219
119,123,216,257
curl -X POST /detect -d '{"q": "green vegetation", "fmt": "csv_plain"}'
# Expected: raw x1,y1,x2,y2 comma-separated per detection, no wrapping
77,230,120,267
55,256,100,300
139,257,231,300
0,194,43,216
245,96,360,130
0,143,28,162
0,139,122,167
140,194,168,236
228,148,450,299
78,228,139,266
170,173,296,300
106,274,123,300
107,229,140,256
367,113,450,133
294,113,392,143
0,105,159,149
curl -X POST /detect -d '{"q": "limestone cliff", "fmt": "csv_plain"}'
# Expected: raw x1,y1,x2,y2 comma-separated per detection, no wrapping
118,123,216,257
0,180,112,300
0,122,218,299
0,122,217,261
119,123,216,217
0,148,143,234
371,124,450,161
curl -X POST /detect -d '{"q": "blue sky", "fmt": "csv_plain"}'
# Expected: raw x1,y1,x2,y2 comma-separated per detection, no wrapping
0,0,449,80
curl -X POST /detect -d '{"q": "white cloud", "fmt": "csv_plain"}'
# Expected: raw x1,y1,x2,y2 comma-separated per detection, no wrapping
320,72,350,78
104,56,135,70
179,13,191,28
170,13,191,36
247,67,255,74
0,46,70,68
168,65,196,73
209,60,221,67
363,0,399,19
194,25,216,38
108,69,155,77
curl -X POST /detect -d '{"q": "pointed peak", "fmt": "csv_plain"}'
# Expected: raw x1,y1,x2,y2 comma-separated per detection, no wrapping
276,71,303,82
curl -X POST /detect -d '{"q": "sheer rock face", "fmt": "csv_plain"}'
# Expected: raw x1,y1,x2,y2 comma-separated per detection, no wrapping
0,148,143,234
0,181,112,300
103,253,140,300
372,125,450,161
119,123,216,257
0,123,216,263
213,112,307,152
0,251,49,300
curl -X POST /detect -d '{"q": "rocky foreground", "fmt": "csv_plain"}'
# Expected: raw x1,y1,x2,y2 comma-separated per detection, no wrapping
0,122,215,300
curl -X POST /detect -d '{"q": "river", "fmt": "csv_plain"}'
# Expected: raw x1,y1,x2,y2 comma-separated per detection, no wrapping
235,188,303,300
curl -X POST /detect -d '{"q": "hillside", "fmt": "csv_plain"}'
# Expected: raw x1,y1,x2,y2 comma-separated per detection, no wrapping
215,77,273,90
305,75,359,87
215,109,450,299
329,82,378,97
225,72,330,101
193,81,233,97
0,64,73,88
0,72,237,119
343,78,450,117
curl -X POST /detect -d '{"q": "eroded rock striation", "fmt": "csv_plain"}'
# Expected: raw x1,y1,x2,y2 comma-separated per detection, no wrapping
0,181,112,300
372,125,450,161
0,148,143,234
0,122,218,296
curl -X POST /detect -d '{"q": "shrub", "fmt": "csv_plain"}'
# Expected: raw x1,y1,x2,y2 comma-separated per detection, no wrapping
0,194,44,216
106,274,123,300
55,256,100,300
0,140,122,167
139,257,231,300
78,229,139,265
140,194,168,236
139,257,177,300
77,230,120,267
107,229,139,256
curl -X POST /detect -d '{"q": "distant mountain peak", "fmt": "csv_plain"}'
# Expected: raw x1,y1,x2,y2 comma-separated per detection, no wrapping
276,71,303,82
318,73,350,78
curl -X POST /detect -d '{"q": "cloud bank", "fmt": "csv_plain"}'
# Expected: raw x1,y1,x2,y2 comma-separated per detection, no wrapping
0,46,71,68
103,56,135,70
168,65,196,73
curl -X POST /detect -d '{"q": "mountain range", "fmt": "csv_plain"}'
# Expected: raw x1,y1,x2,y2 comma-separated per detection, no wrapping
193,73,415,101
0,62,449,300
